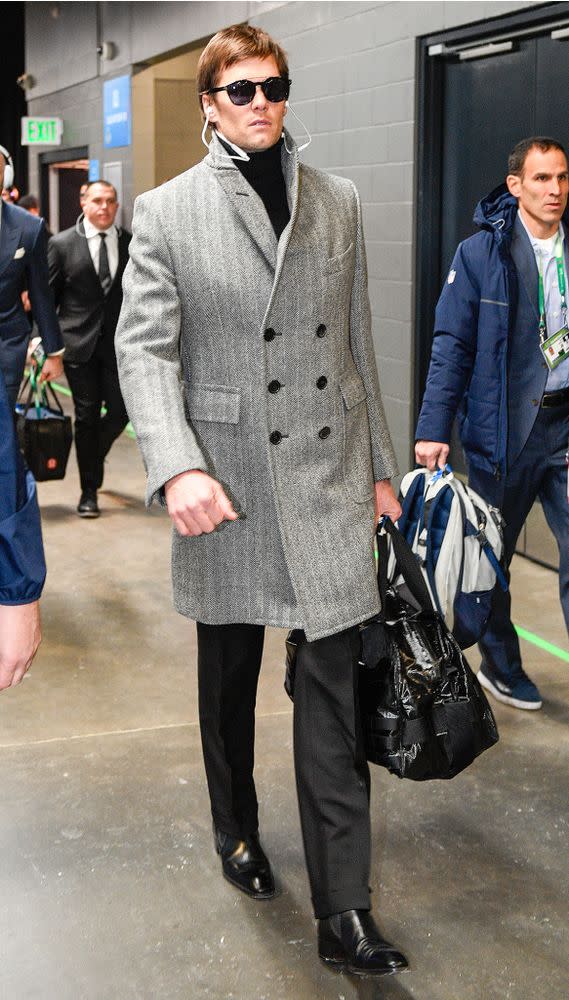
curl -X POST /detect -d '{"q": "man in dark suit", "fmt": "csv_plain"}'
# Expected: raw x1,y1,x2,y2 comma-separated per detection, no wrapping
416,136,569,712
0,145,63,406
48,180,131,517
0,368,46,690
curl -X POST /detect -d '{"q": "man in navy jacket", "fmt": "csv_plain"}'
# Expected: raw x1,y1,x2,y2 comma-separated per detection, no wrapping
0,146,63,407
0,369,46,690
416,136,569,712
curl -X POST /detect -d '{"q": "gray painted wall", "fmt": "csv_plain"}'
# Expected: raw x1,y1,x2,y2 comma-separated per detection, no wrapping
24,0,539,474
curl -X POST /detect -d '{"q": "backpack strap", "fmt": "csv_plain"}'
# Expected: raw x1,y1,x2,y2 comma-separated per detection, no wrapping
464,520,508,592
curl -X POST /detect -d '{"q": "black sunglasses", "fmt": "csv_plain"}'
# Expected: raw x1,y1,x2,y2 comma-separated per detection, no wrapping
206,76,291,106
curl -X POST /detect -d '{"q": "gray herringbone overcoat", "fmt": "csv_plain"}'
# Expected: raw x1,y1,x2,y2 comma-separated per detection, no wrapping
115,133,397,641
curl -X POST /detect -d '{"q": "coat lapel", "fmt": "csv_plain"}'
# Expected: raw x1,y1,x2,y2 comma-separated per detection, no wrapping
0,202,23,279
262,133,301,323
511,214,539,320
76,221,104,297
109,230,129,291
208,133,278,270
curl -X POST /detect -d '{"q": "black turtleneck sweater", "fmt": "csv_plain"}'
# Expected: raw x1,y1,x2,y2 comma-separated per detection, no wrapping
219,136,290,240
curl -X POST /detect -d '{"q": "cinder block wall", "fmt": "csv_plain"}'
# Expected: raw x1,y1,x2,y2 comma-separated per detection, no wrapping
24,0,538,473
251,0,537,471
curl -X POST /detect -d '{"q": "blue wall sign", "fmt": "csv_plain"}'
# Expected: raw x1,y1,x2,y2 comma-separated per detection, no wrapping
88,159,100,181
103,75,131,149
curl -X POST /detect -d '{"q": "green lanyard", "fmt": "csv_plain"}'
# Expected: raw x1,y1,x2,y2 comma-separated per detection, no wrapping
538,233,568,342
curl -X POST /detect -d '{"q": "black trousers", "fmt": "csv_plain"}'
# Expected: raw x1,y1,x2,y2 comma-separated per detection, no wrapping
64,339,128,492
196,621,371,919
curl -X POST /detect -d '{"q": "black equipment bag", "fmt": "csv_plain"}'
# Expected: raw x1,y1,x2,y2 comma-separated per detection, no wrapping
359,516,499,780
15,376,73,482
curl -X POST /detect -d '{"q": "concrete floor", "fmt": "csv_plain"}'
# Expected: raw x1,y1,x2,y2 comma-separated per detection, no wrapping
1,428,568,1000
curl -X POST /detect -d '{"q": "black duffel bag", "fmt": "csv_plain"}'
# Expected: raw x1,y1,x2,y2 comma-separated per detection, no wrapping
15,375,73,482
285,517,499,781
358,516,499,780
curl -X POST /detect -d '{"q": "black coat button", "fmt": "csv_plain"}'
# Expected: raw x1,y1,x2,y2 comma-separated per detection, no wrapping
316,324,327,338
264,328,276,341
268,380,282,394
318,426,331,439
316,376,327,390
270,431,283,444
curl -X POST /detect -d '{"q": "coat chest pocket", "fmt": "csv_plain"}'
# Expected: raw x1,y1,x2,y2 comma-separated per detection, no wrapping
184,383,241,424
339,368,374,503
323,242,355,276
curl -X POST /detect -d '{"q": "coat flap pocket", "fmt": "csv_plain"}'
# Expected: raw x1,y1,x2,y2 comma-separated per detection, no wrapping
184,383,241,424
339,367,367,410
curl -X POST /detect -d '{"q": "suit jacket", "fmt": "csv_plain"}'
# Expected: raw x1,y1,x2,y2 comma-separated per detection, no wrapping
0,370,46,604
116,132,397,642
0,201,62,387
507,214,567,465
48,222,131,364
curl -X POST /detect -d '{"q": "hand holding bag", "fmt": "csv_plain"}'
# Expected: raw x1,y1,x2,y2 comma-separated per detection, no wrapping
15,372,73,482
359,517,499,780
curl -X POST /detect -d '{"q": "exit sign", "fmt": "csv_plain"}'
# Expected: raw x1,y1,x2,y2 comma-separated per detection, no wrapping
21,117,63,146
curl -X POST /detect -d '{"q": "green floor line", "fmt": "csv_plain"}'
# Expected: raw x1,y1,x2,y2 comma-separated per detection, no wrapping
514,625,569,664
50,381,136,440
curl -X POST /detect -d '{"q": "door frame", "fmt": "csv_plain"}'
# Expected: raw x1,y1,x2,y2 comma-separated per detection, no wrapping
413,1,569,428
39,145,89,223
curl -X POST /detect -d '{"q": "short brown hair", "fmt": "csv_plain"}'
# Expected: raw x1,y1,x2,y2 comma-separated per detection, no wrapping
84,179,117,199
508,136,567,177
197,24,289,112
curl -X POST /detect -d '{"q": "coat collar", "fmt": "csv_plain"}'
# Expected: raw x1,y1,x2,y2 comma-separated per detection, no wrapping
0,200,24,279
205,129,300,273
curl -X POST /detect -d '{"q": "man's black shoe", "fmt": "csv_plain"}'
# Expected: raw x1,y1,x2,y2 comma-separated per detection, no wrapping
214,827,276,899
77,490,100,518
318,909,408,977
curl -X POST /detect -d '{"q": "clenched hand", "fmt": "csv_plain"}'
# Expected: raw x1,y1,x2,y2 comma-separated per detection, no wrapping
165,469,238,537
415,440,449,472
0,602,41,691
374,479,402,526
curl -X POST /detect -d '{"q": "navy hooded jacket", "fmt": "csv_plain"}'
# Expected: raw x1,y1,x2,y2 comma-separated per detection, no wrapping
416,184,569,482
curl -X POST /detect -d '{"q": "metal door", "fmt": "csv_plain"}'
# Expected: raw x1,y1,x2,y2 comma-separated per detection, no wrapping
416,7,569,569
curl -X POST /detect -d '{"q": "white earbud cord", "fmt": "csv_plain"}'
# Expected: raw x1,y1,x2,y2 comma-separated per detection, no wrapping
201,114,250,162
283,102,312,154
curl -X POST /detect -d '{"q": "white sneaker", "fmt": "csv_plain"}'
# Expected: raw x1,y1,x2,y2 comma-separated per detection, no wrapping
477,667,542,711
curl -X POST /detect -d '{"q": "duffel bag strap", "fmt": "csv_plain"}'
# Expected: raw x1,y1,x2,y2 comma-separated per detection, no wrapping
377,516,434,615
43,379,65,416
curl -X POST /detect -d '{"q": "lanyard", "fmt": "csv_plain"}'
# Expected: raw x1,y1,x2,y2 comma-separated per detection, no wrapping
538,234,568,341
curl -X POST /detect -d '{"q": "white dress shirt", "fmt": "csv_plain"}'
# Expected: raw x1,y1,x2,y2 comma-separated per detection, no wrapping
518,211,569,392
83,217,119,282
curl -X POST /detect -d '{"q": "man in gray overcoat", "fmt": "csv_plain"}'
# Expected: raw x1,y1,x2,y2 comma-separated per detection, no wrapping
116,24,407,978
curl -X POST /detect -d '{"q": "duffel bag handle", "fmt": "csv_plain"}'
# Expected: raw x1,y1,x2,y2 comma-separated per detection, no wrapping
27,368,65,417
377,515,434,615
19,372,41,419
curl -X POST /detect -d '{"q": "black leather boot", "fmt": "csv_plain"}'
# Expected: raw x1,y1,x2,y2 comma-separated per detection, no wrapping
214,827,276,900
318,909,408,977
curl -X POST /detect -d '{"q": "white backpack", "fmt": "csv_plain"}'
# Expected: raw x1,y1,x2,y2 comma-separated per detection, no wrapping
388,466,508,648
